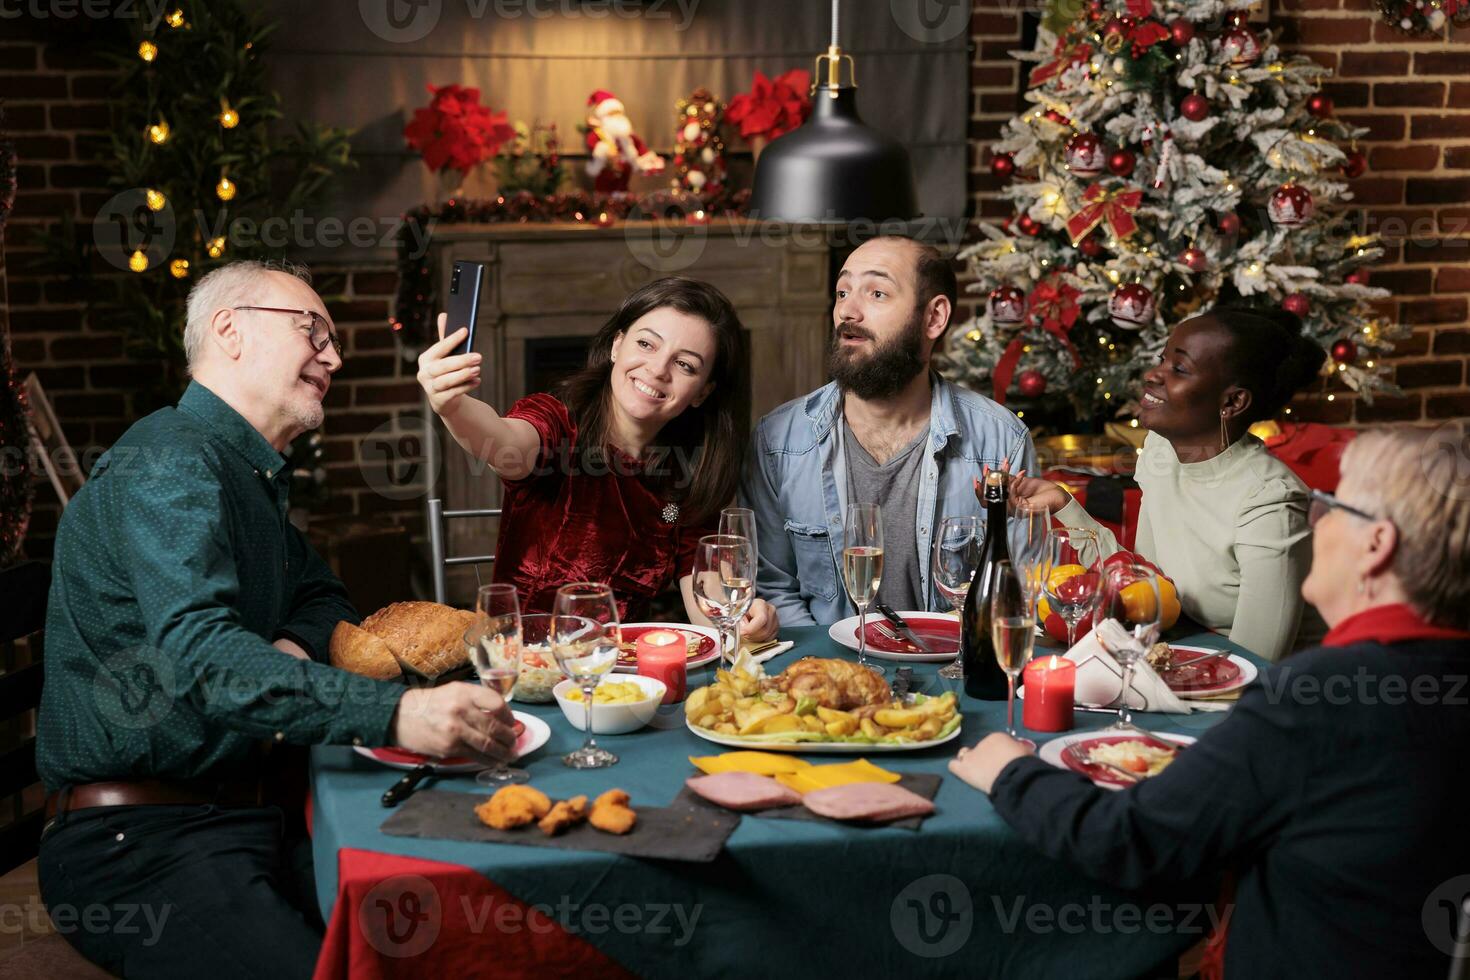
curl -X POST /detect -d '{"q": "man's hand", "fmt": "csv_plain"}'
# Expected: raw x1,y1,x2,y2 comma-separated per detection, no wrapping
390,683,518,766
737,598,779,643
272,637,311,661
948,733,1036,794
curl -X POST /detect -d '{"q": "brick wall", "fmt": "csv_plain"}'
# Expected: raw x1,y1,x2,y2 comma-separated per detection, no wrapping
965,2,1470,425
3,6,1469,562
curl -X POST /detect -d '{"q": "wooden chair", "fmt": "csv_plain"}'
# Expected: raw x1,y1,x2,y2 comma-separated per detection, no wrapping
0,560,113,979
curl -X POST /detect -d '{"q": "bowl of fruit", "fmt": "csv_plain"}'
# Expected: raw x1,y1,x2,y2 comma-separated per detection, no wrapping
553,676,666,735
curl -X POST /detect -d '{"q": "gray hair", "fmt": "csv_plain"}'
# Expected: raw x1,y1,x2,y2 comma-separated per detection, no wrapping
183,259,312,371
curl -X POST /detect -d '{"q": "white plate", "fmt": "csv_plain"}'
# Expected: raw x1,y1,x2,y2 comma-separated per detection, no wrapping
1016,650,1257,703
686,716,964,754
827,611,961,663
613,623,723,673
352,711,552,773
1037,730,1196,791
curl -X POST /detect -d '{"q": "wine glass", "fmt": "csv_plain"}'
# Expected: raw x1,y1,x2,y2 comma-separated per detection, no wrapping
1097,563,1162,732
843,503,885,676
1008,502,1054,620
931,515,982,680
466,584,526,786
718,506,758,562
551,582,621,769
1042,527,1102,649
691,535,756,670
990,561,1036,750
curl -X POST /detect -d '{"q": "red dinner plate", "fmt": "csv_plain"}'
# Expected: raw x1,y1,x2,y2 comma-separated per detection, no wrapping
616,625,720,668
366,721,527,769
1059,734,1184,789
861,615,961,655
1159,647,1242,694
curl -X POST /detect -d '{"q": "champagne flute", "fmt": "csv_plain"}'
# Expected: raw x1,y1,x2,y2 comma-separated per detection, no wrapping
932,515,982,680
843,503,885,676
551,582,621,769
990,561,1036,749
1097,563,1162,732
691,535,756,670
467,584,526,785
718,507,758,562
1043,527,1102,649
1008,502,1054,621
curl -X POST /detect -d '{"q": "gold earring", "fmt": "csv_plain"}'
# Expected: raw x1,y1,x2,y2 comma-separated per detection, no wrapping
1220,411,1230,451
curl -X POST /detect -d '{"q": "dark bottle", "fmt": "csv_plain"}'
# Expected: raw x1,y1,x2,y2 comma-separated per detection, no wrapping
962,470,1011,700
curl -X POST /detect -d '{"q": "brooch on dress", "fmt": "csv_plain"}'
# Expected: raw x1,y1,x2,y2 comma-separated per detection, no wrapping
660,502,680,524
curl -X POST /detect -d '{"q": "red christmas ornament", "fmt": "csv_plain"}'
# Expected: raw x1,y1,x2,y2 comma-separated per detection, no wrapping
1079,235,1104,258
989,286,1027,326
1217,211,1241,236
1282,293,1311,317
1065,133,1108,178
1017,370,1048,398
1087,0,1104,17
1346,268,1371,286
1180,246,1208,272
1102,16,1131,47
1109,283,1156,328
1331,338,1358,364
1168,19,1195,45
1107,148,1136,177
1268,183,1316,227
1342,149,1367,179
1221,21,1262,66
991,151,1016,180
1044,109,1071,126
1018,214,1042,237
1180,93,1210,122
1307,93,1334,118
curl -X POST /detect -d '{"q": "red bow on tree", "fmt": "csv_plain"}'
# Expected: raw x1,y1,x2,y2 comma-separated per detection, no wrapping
1066,182,1144,244
992,279,1083,405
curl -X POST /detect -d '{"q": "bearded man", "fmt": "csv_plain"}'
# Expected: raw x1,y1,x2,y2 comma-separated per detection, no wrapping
740,236,1036,626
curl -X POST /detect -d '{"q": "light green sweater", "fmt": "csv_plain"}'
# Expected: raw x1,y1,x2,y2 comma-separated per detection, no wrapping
1056,431,1312,661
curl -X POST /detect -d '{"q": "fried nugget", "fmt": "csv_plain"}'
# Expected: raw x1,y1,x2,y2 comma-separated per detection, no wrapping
589,789,637,835
537,795,588,836
475,784,552,831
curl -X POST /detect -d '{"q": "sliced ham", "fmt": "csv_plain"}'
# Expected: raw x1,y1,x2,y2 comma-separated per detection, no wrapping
801,782,935,823
685,771,802,811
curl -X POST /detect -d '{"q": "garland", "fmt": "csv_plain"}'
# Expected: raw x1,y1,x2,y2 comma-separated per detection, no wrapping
391,187,749,353
0,137,34,563
1375,0,1468,33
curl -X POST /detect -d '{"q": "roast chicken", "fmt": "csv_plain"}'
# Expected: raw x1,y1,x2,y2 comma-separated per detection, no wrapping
769,657,891,711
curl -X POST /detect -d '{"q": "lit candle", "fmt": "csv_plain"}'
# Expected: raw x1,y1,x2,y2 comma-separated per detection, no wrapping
1022,655,1075,733
636,630,687,704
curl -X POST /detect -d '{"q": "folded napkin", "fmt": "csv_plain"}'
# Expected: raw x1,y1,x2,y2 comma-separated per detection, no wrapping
729,640,793,675
774,758,901,795
1065,621,1230,714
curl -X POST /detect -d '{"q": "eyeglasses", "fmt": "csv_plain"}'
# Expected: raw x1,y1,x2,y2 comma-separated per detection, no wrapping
233,306,342,358
1307,488,1377,528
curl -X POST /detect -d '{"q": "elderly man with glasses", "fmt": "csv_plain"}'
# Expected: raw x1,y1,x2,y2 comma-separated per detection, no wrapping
35,261,519,979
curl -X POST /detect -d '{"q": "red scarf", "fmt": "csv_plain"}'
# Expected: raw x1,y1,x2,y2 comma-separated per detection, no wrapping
1322,603,1470,648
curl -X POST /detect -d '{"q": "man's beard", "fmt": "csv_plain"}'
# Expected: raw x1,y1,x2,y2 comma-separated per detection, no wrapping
827,306,927,401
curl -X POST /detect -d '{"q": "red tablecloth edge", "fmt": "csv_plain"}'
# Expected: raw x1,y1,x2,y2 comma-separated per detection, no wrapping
313,847,637,980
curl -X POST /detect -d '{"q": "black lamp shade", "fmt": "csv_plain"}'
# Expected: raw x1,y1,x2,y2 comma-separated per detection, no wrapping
748,87,919,224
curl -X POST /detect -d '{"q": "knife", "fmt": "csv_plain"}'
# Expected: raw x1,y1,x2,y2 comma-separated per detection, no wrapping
382,762,435,808
875,603,937,655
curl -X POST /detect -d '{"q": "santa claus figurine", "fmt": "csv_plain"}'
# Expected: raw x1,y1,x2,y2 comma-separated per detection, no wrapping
584,90,664,194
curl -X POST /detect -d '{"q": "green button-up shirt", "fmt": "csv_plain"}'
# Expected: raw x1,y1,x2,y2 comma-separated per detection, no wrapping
37,381,405,789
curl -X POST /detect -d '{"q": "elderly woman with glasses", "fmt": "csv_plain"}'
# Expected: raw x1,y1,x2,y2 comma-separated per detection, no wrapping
949,424,1470,978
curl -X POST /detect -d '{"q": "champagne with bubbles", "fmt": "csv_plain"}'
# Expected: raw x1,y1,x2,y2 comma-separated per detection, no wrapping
842,546,884,607
962,471,1012,699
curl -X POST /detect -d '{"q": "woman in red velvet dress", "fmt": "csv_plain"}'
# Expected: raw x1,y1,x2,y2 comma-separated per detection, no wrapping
416,276,778,638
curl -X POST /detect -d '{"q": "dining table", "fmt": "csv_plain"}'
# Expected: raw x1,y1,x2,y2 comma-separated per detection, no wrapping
307,624,1263,979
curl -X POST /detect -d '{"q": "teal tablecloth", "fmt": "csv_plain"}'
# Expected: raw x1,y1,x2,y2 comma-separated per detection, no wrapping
310,626,1260,978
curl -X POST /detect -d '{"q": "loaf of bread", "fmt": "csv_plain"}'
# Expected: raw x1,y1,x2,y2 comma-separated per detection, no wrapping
330,601,476,681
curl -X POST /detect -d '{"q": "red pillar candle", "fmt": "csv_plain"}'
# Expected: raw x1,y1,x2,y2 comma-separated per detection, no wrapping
636,630,688,704
1022,655,1076,732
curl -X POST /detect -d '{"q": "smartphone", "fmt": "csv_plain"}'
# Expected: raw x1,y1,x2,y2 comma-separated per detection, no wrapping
445,260,485,356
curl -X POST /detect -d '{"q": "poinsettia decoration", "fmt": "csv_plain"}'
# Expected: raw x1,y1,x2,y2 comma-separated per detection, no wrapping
726,69,812,143
403,84,516,174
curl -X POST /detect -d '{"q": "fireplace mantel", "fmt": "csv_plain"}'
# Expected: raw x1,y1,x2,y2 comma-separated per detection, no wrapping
423,220,832,602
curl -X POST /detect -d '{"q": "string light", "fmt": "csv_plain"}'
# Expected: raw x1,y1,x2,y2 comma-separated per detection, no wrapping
1284,407,1292,414
1129,419,1139,427
165,8,184,27
138,40,158,62
1365,360,1375,368
966,330,982,342
145,188,165,211
215,176,236,201
206,236,226,259
169,258,190,279
219,102,239,129
147,121,170,144
127,250,148,272
1326,394,1336,401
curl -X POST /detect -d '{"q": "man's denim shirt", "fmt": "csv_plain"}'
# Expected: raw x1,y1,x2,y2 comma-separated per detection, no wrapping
739,376,1038,627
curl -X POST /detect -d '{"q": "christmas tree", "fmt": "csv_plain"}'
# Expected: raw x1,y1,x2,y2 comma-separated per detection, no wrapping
0,134,34,565
943,0,1403,425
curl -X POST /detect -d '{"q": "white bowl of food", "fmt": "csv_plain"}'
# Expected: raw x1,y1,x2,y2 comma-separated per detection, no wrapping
553,675,666,735
510,614,561,703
